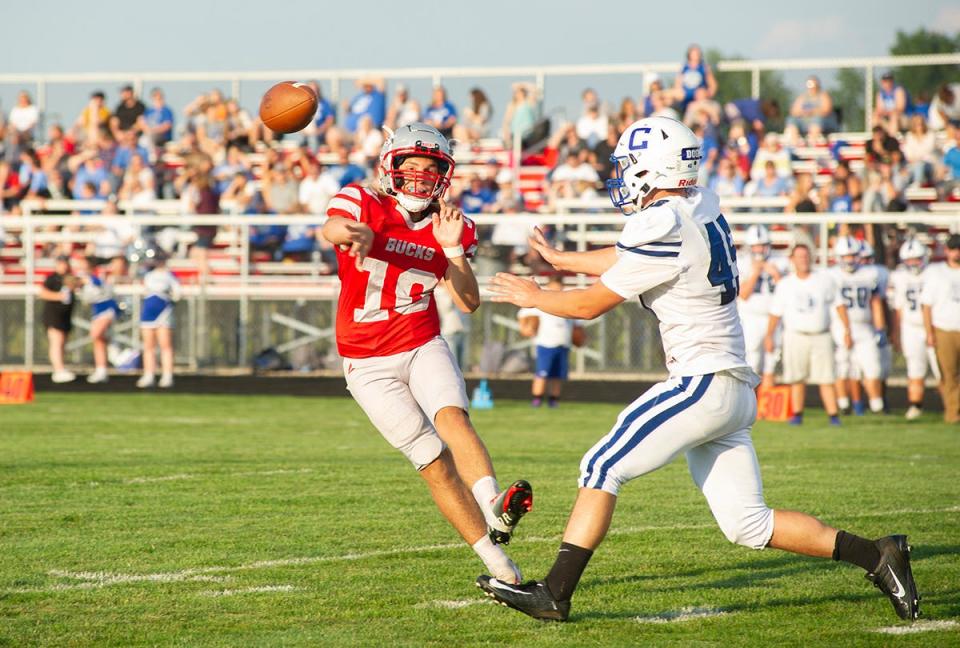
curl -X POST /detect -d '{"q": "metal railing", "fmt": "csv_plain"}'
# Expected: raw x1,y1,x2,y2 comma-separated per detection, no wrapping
2,208,960,375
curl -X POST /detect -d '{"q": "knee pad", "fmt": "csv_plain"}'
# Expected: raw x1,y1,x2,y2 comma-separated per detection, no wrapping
386,416,445,471
718,504,775,550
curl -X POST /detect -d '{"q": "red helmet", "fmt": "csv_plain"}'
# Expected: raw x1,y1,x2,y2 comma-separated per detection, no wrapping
378,122,455,212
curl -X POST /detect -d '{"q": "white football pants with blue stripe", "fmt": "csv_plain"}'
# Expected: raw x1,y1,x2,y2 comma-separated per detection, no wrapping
578,372,775,549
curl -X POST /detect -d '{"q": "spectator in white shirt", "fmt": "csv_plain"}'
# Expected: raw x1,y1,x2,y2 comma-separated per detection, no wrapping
928,83,960,132
902,114,937,187
575,89,608,149
921,234,960,423
767,244,849,426
6,91,39,158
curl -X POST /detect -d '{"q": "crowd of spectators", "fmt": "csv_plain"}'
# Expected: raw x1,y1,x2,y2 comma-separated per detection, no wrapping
0,47,959,282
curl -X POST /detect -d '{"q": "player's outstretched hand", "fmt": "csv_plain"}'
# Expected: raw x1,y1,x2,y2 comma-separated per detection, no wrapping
528,227,564,270
431,199,465,249
489,272,541,307
343,221,374,270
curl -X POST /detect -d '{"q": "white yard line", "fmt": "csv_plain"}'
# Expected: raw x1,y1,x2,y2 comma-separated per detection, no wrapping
874,620,958,635
122,468,313,485
6,504,957,596
415,598,491,609
634,606,730,624
198,585,299,597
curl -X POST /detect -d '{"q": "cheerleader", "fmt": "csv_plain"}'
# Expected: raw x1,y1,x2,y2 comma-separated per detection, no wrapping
138,250,181,389
74,256,121,384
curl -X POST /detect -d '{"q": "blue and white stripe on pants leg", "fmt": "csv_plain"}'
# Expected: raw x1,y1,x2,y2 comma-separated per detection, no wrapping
579,374,714,493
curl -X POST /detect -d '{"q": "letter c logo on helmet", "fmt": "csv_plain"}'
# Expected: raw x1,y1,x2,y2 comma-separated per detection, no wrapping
606,117,701,215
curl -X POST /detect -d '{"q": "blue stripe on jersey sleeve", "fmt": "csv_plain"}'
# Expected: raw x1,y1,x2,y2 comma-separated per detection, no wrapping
616,243,680,258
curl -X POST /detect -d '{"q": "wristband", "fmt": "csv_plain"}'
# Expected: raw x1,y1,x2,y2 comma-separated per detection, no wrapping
443,245,465,259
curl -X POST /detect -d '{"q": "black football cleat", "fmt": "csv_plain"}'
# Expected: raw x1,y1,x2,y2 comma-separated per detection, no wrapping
488,480,533,545
476,575,570,621
866,535,920,621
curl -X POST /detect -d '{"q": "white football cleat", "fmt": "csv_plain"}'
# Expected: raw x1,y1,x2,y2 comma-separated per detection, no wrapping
51,370,76,383
136,374,155,389
905,406,922,421
158,374,174,389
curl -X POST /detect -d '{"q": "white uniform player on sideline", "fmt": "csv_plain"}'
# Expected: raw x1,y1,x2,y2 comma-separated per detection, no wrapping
138,250,180,389
737,224,788,387
861,240,894,401
828,236,886,415
890,239,932,419
476,116,919,623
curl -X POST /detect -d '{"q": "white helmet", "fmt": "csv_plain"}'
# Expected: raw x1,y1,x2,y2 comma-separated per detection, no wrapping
833,235,861,272
378,122,455,213
606,117,701,214
899,239,929,274
745,224,772,259
858,240,875,261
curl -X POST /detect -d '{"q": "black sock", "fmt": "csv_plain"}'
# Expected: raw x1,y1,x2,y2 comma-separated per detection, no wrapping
544,542,593,601
910,401,923,409
833,530,881,572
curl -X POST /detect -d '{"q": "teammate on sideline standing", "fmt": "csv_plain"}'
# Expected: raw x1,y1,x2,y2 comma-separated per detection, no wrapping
767,243,845,426
320,123,532,585
829,236,886,415
477,117,919,623
921,233,960,423
889,239,931,419
737,224,788,387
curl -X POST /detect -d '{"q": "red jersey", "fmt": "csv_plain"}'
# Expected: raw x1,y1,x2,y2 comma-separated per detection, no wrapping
328,184,478,359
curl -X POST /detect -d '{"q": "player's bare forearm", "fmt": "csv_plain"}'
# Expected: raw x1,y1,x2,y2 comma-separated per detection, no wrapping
870,295,886,330
922,305,934,340
554,246,619,276
443,256,480,313
320,216,359,246
490,273,623,320
766,314,781,338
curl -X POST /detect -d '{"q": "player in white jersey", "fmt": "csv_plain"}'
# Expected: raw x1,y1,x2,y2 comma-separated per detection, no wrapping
890,239,932,419
476,117,919,623
138,249,181,389
828,237,886,414
861,240,894,407
737,224,789,387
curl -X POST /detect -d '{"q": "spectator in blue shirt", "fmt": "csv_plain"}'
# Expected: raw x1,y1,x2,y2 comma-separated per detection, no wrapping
746,161,791,202
70,147,109,199
343,77,385,133
423,86,458,139
312,87,336,148
459,175,496,214
327,147,368,188
144,88,174,148
939,127,960,199
110,130,150,177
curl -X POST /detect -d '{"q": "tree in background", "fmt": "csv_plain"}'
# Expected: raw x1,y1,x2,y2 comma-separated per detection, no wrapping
831,68,866,132
890,28,960,99
706,49,791,132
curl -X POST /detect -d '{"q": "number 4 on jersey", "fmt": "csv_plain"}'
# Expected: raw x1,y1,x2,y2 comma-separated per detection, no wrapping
705,215,739,305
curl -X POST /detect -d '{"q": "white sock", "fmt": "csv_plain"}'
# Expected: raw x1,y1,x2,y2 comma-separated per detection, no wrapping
837,397,850,410
471,476,503,531
869,397,884,413
472,535,521,583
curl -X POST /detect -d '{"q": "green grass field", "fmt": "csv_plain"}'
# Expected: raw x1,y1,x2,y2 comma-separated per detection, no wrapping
1,393,959,647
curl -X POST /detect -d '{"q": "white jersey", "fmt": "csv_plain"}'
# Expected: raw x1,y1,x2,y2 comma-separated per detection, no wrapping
600,188,757,385
921,262,960,331
518,308,578,348
828,265,881,327
889,267,925,327
143,268,181,301
770,270,837,333
736,254,790,317
80,273,114,305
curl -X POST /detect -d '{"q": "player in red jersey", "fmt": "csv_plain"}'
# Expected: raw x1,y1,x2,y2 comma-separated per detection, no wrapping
321,123,532,584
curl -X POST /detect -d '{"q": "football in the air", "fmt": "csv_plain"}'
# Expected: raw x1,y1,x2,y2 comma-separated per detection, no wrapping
259,81,318,133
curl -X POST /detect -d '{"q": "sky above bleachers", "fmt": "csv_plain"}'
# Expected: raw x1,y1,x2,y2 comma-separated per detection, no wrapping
1,0,956,130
